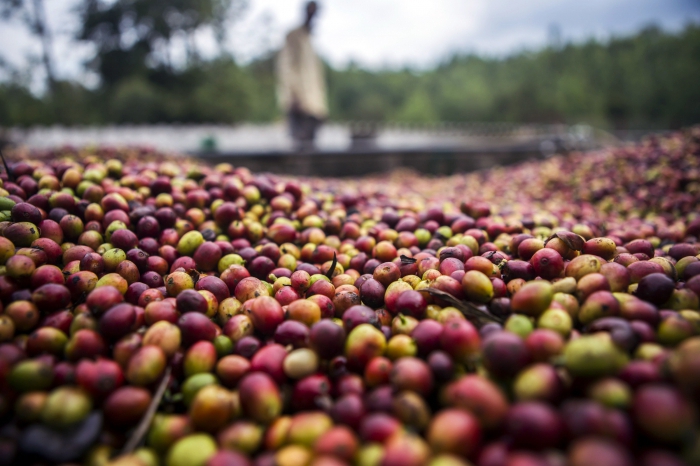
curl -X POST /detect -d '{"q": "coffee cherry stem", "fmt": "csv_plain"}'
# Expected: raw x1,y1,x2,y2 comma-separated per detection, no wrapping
119,365,172,456
325,252,337,280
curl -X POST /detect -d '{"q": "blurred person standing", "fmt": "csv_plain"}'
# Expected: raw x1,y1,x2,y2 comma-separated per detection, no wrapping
276,1,328,151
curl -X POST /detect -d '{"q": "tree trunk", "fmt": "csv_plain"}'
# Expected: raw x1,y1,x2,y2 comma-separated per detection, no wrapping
30,0,56,92
186,30,199,64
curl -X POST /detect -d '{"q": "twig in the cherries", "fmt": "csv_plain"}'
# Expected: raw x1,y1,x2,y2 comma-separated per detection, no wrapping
546,231,584,251
0,148,13,182
119,365,172,456
74,291,89,307
188,269,201,286
425,288,503,327
325,252,338,280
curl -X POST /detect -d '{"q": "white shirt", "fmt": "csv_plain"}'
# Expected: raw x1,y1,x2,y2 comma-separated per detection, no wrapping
276,25,329,119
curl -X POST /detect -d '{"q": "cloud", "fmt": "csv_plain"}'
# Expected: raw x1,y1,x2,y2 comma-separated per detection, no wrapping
1,0,699,87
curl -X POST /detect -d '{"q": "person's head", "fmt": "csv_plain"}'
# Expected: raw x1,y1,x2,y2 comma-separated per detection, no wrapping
304,1,318,29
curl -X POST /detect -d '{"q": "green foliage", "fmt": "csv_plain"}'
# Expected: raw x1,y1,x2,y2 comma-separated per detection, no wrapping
327,25,700,129
0,83,49,126
110,78,164,123
1,24,699,128
77,0,244,85
394,90,438,123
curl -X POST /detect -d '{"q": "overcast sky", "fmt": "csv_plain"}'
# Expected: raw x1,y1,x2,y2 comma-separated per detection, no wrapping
1,0,699,86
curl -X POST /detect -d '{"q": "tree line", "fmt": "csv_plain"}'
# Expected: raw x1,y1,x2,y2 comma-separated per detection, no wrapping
0,0,699,130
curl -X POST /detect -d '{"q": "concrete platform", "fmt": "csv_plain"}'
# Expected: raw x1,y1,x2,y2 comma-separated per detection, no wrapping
194,143,546,177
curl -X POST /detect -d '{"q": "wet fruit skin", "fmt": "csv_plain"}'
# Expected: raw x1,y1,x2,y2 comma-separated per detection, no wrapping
189,384,236,433
126,345,167,386
31,284,71,312
103,386,152,428
246,296,285,335
505,401,563,450
75,357,124,399
510,280,553,317
40,386,93,428
345,323,387,370
9,358,54,392
568,438,634,466
98,303,137,342
461,270,494,303
239,372,282,424
166,433,218,466
439,375,509,430
310,319,346,359
427,409,482,458
391,356,433,396
635,272,675,305
481,331,532,379
440,318,480,363
632,384,696,444
564,333,628,377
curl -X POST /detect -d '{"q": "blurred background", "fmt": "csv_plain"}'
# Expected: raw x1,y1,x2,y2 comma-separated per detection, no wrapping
1,0,699,173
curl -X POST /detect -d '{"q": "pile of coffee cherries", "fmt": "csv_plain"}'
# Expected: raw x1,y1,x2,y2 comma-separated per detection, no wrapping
0,128,699,466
